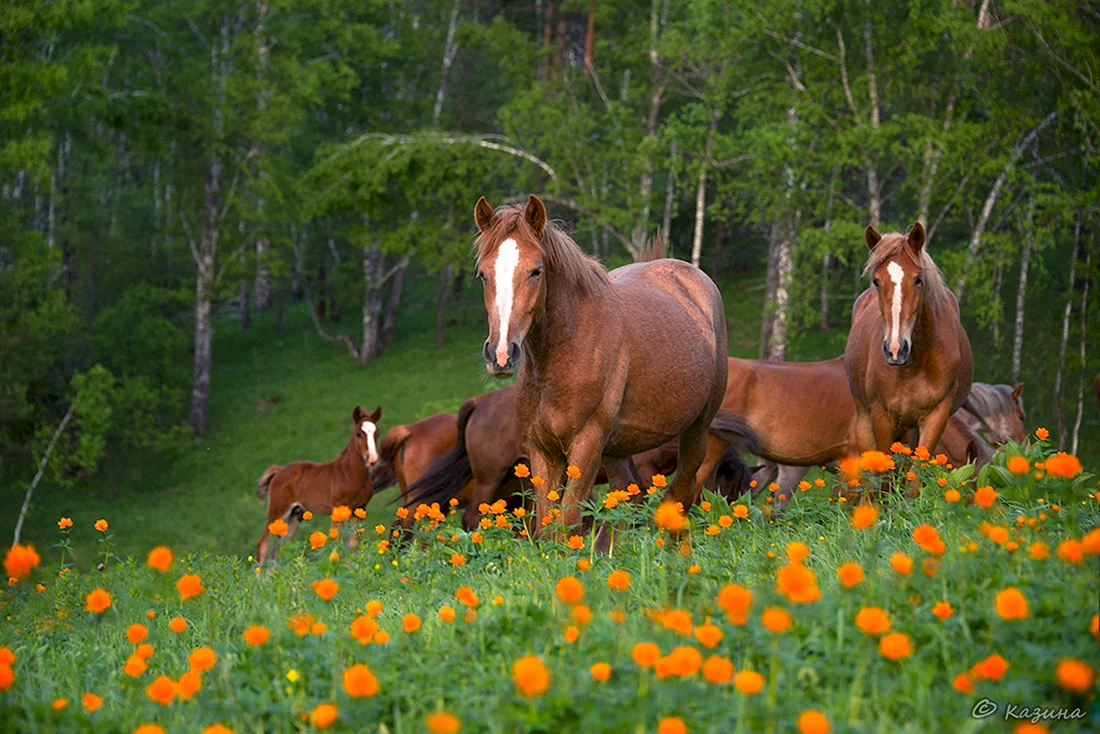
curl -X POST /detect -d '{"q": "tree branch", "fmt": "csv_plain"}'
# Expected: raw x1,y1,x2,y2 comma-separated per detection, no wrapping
13,406,75,546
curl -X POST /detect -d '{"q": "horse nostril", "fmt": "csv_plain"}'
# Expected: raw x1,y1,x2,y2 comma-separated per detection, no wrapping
483,341,494,363
508,342,521,364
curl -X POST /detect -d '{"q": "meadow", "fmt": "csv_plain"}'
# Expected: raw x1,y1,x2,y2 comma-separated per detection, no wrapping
2,424,1099,733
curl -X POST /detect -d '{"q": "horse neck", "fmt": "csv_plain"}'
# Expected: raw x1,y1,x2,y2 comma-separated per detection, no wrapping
909,295,944,355
335,439,368,479
523,276,602,371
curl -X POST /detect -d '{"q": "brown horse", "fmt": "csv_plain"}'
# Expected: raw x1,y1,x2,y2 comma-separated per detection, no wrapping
957,382,1026,446
255,406,381,565
370,413,459,495
473,195,728,532
692,356,995,511
845,222,973,453
401,386,753,530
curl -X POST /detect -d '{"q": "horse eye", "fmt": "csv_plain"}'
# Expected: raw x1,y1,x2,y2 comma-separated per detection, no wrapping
476,271,485,281
530,267,542,278
872,278,880,288
914,276,923,286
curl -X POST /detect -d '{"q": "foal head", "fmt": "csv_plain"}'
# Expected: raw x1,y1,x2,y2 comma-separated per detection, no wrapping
862,221,945,366
965,383,1026,445
473,194,606,377
351,405,382,466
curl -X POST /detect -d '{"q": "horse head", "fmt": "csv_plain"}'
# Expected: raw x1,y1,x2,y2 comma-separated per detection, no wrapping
863,222,929,366
352,405,382,466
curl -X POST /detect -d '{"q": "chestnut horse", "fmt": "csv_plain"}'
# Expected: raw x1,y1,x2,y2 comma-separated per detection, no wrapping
369,413,459,495
691,357,998,512
473,195,728,532
957,382,1026,447
255,406,381,565
846,222,973,453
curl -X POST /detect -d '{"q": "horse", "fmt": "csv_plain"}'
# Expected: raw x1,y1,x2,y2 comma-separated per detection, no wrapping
255,405,381,565
957,382,1026,446
401,385,754,530
370,413,460,495
473,195,729,533
845,222,973,454
692,356,996,512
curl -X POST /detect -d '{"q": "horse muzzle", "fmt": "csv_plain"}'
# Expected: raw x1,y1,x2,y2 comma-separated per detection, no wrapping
882,338,911,366
484,340,520,378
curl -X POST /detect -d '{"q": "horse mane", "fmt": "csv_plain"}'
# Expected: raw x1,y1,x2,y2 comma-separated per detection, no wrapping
474,206,609,296
636,232,668,263
861,232,949,309
963,382,1021,420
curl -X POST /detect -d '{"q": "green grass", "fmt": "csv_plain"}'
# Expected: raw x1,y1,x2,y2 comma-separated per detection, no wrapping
1,449,1097,732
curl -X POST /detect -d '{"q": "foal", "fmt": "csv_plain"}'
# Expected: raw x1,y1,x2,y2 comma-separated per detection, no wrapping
255,406,381,565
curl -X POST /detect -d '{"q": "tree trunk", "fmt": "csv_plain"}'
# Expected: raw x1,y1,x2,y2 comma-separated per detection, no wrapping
436,262,455,346
759,223,781,359
767,222,793,361
381,259,406,351
690,108,718,269
1053,219,1080,448
360,239,384,366
433,0,461,126
863,21,881,229
991,260,1003,344
661,142,677,245
540,1,554,81
710,219,725,276
632,0,664,251
583,0,597,75
60,132,74,301
1010,201,1033,383
1070,244,1090,455
820,165,838,330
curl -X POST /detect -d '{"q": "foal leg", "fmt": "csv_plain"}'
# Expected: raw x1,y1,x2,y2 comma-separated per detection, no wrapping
691,432,730,504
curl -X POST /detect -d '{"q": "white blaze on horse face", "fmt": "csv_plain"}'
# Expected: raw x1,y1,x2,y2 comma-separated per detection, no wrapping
360,421,378,464
887,261,905,359
493,238,520,367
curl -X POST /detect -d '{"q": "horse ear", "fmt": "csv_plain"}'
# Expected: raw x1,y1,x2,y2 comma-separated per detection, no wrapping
370,405,382,423
865,225,881,250
474,197,494,232
524,194,547,235
908,221,926,254
1011,382,1024,401
352,406,363,423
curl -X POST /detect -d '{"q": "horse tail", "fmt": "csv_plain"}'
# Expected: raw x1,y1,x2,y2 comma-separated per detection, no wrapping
371,425,411,492
403,397,478,510
256,465,281,501
707,410,762,500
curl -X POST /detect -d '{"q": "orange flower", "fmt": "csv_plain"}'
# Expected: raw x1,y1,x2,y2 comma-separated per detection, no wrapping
51,697,68,710
973,486,998,509
311,621,327,635
860,450,895,473
1044,451,1082,478
343,663,380,698
308,531,327,549
513,655,551,697
82,692,102,713
123,654,147,678
890,552,913,576
146,675,177,705
373,630,391,644
607,570,632,591
450,553,466,566
850,504,877,530
58,517,73,530
310,703,338,729
563,535,583,551
331,506,352,523
565,465,582,479
1054,658,1094,693
425,712,461,734
455,587,479,607
1083,528,1100,555
188,646,216,672
797,710,831,734
169,617,187,633
1056,539,1083,564
350,616,379,643
311,578,339,600
133,726,166,734
555,576,584,605
952,672,974,694
590,662,611,681
653,502,687,532
786,541,810,563
702,655,734,684
775,563,820,604
126,623,148,645
932,602,953,621
402,613,421,633
1035,427,1049,440
995,587,1029,620
571,604,592,625
734,670,764,694
1091,614,1098,638
837,562,864,588
3,543,40,580
693,620,723,648
944,489,961,503
94,519,108,532
267,518,288,536
85,588,112,614
912,524,946,555
514,463,530,478
716,584,753,625
563,625,580,643
761,607,792,633
838,456,861,482
657,717,686,734
878,632,913,661
354,507,366,519
651,474,667,488
176,574,203,601
177,670,201,700
632,642,661,668
145,546,173,573
971,654,1009,680
1006,456,1030,474
243,625,270,646
202,725,233,734
733,505,749,519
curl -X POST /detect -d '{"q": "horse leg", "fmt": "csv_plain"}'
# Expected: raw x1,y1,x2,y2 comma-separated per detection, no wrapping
530,451,566,539
691,432,729,504
853,406,876,453
594,457,645,554
257,489,294,566
917,401,952,457
557,425,608,534
666,415,710,510
870,405,896,452
462,474,507,531
771,465,809,515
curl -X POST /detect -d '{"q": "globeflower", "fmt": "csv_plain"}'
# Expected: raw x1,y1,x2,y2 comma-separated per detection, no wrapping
1006,456,1030,474
855,607,891,635
555,576,584,605
82,692,102,713
761,607,792,633
94,519,108,532
188,646,217,672
146,546,173,573
146,675,177,705
243,625,270,646
702,655,734,684
85,588,112,614
512,655,551,697
311,578,339,600
176,574,203,601
878,632,913,661
716,584,753,625
632,642,661,668
932,602,952,620
310,703,338,729
775,562,820,603
331,506,352,523
890,553,913,576
58,517,73,530
607,570,631,591
798,710,830,734
169,617,187,633
653,501,688,532
850,504,878,530
734,670,764,694
3,544,40,581
994,587,1029,620
860,450,895,473
973,486,998,509
1054,658,1093,694
402,614,421,633
426,712,461,734
126,624,148,645
343,664,380,698
590,662,611,681
912,524,946,556
267,518,288,536
837,562,863,588
1045,452,1082,478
